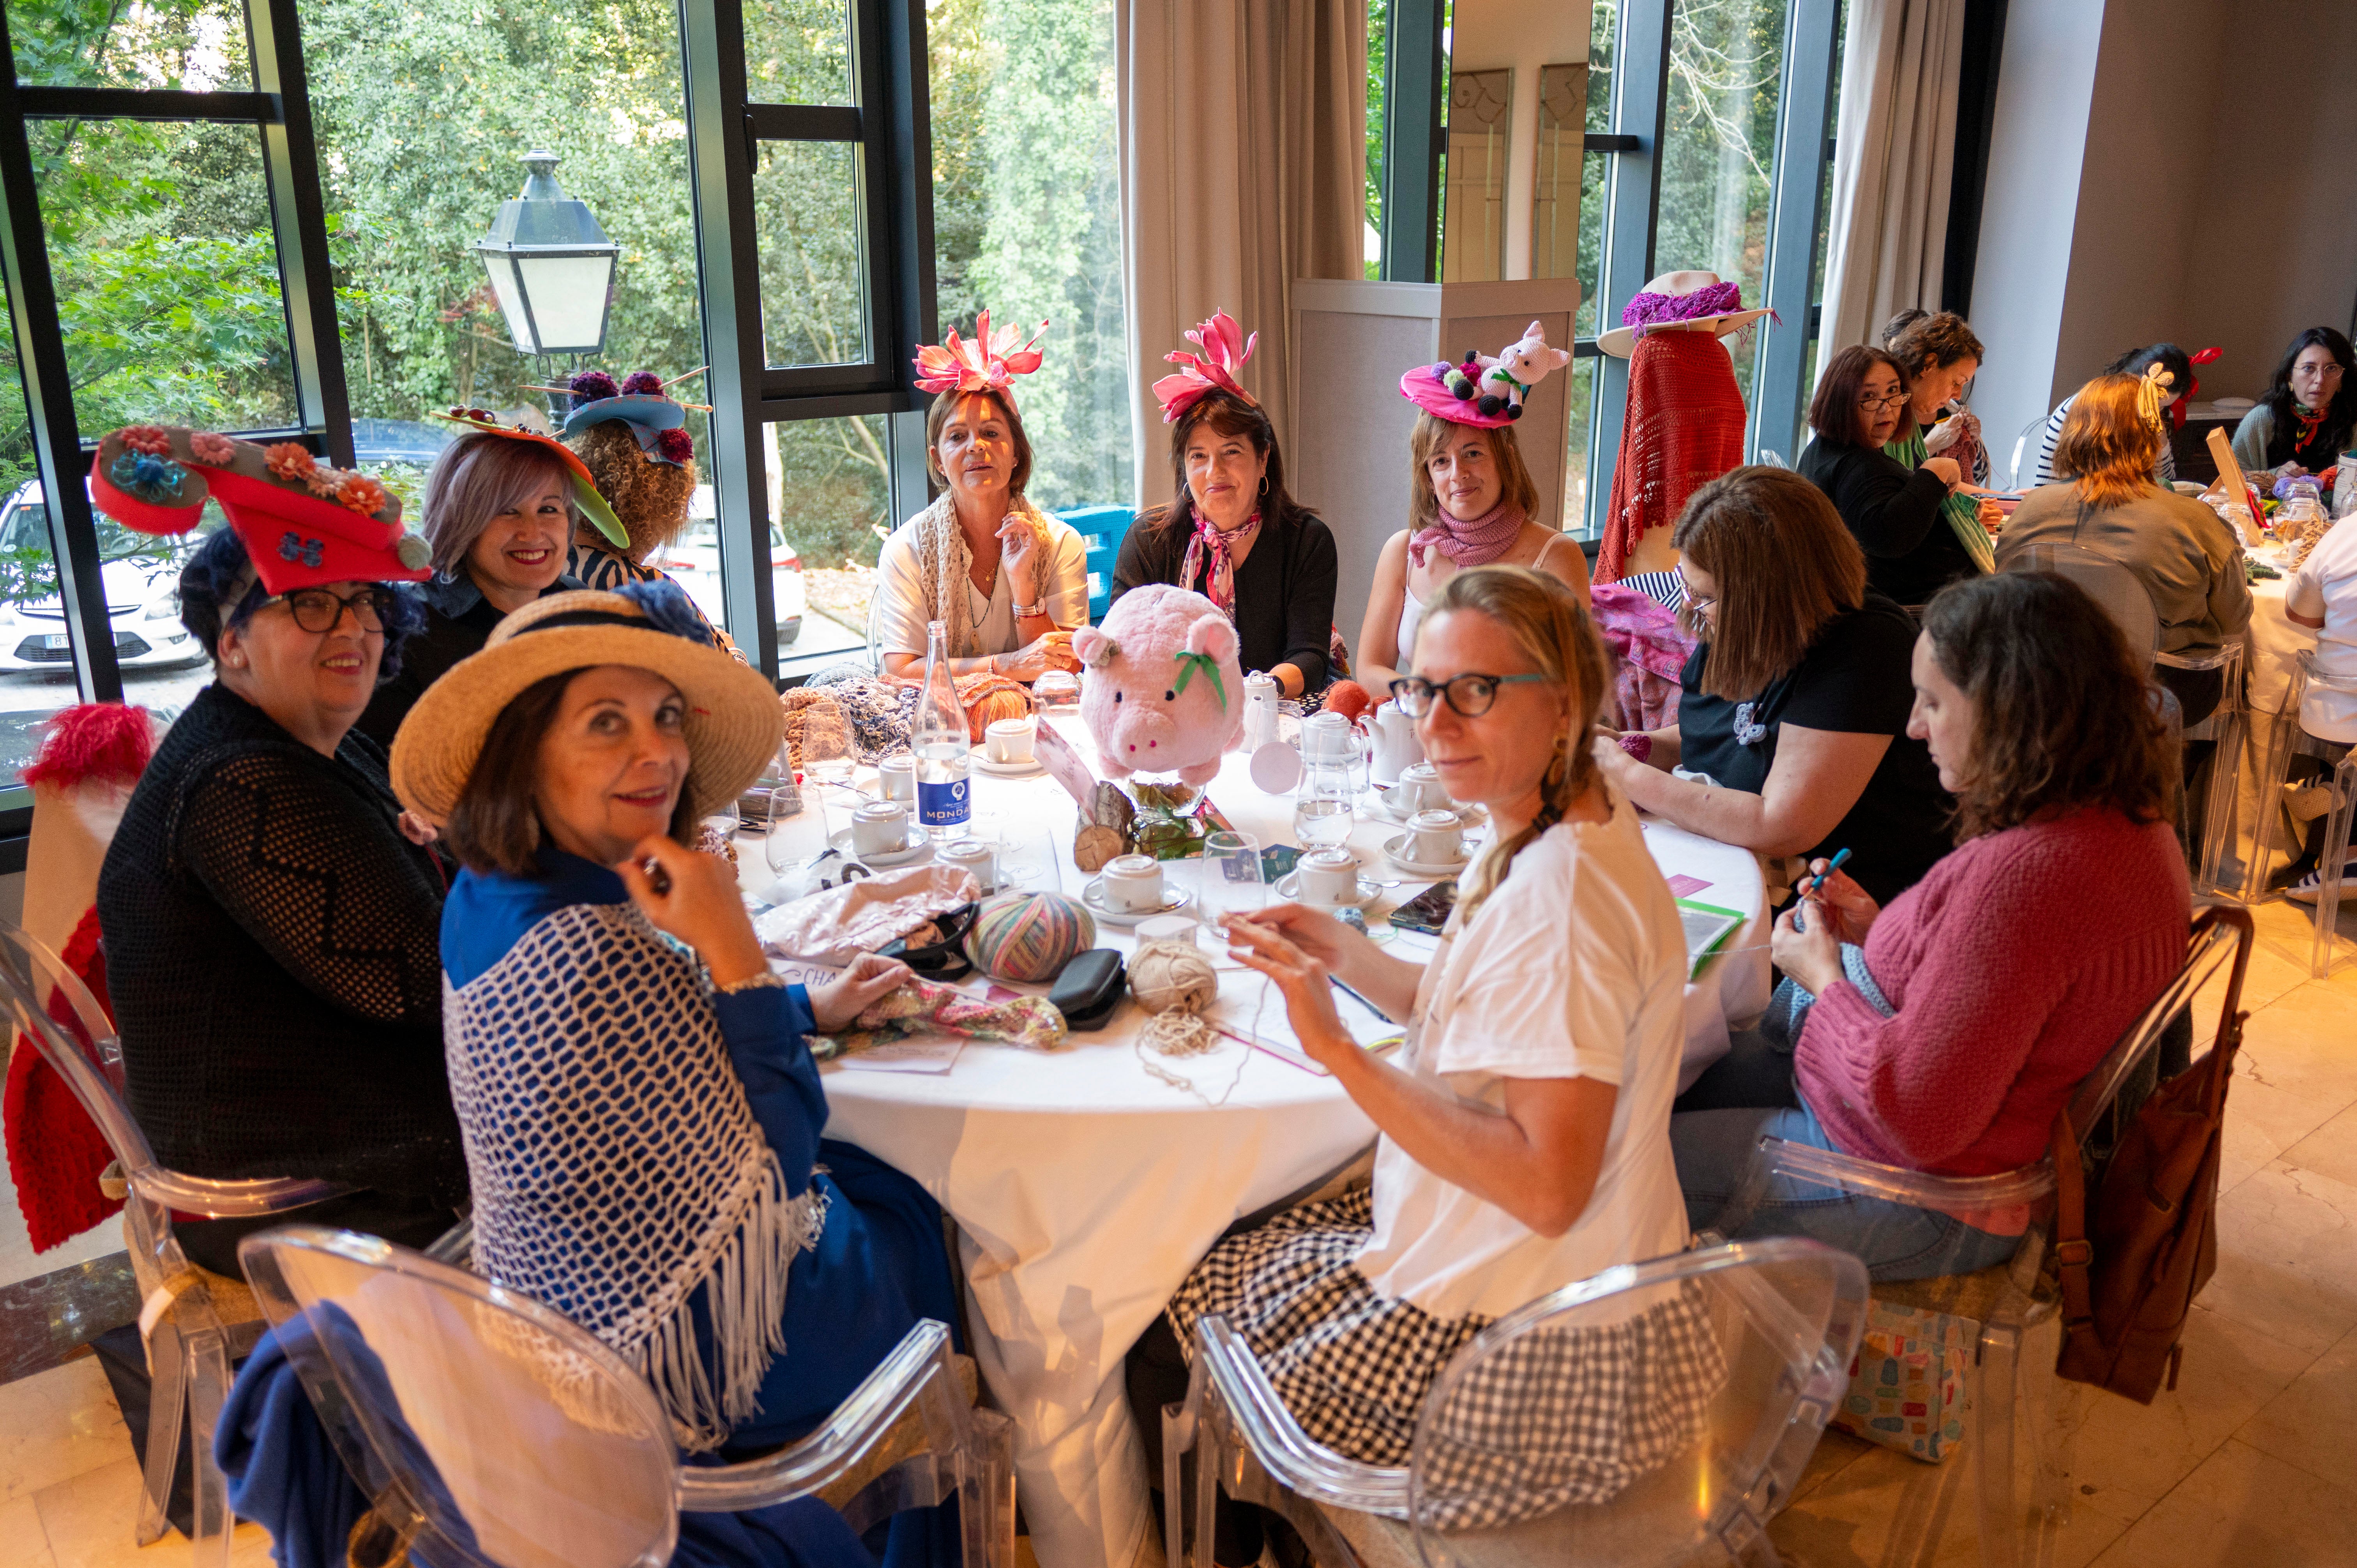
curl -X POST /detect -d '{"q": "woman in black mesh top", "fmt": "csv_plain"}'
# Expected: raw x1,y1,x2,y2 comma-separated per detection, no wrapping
97,519,466,1275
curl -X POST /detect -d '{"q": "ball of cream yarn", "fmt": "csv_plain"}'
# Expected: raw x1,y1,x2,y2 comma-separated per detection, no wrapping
1129,939,1217,1014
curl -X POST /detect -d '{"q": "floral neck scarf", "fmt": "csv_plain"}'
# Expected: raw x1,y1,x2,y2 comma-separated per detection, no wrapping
1179,510,1260,621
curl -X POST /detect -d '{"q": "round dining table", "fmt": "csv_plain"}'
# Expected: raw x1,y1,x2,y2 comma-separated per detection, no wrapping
740,724,1768,1568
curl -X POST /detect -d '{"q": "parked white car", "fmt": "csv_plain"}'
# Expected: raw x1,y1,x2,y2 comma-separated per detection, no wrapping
646,486,804,647
0,480,203,673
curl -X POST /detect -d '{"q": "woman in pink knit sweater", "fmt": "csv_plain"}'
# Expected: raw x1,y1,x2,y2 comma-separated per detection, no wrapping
1671,571,2189,1278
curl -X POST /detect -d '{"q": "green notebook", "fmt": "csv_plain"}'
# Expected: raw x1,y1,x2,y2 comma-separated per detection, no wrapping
1675,897,1746,979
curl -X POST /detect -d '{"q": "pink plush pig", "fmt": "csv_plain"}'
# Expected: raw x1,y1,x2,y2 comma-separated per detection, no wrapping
1072,584,1245,785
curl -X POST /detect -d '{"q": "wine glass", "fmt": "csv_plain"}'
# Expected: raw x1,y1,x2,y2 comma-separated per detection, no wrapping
1293,762,1356,850
795,697,857,848
1198,830,1266,926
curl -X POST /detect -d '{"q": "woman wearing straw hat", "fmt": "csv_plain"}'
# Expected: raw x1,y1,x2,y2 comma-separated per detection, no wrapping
390,581,962,1526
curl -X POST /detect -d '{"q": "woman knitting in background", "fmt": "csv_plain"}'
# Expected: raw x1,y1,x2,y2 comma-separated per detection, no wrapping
1597,467,1952,906
1877,311,2004,603
1670,572,2188,1278
1353,353,1591,697
1798,344,1972,606
872,314,1089,681
2231,326,2357,481
1127,566,1709,1566
1113,312,1340,698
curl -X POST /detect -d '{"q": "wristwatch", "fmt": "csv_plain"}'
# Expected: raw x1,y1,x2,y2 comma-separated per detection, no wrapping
1012,600,1046,619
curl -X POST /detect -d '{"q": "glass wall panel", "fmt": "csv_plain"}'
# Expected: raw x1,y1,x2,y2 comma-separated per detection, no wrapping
928,0,1133,514
1565,0,1615,536
764,415,891,663
744,0,853,104
753,138,872,370
33,118,300,433
9,0,252,90
1532,63,1585,280
300,0,709,497
1440,67,1509,284
1656,0,1786,408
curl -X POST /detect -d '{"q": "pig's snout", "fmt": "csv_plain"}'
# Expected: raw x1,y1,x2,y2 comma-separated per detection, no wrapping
1110,705,1178,759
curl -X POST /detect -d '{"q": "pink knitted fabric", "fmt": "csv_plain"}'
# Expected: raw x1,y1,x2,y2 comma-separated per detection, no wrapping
1795,809,2189,1177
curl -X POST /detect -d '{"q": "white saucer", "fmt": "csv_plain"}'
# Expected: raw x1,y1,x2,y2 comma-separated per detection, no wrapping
971,753,1045,777
1366,792,1486,827
1382,832,1472,879
829,825,935,867
1081,878,1196,927
1273,870,1382,910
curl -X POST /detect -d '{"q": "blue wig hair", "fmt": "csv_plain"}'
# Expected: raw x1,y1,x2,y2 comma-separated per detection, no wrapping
177,526,428,681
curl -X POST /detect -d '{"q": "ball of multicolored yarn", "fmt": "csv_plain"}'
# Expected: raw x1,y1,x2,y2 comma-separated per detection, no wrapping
965,890,1095,982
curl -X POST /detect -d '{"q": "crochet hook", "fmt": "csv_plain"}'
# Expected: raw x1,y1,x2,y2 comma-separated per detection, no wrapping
1791,847,1849,932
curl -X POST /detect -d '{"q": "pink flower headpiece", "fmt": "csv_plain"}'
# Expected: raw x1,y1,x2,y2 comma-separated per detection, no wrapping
912,309,1050,400
1152,310,1258,424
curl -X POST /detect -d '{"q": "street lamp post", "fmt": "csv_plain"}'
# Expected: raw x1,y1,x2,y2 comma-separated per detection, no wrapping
474,151,620,416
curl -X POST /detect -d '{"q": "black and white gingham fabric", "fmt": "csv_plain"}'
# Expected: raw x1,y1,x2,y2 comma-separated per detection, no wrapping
1167,1186,1726,1527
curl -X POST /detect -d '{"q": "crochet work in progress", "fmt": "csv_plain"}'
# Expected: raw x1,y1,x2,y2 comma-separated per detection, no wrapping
814,976,1067,1059
443,901,826,1450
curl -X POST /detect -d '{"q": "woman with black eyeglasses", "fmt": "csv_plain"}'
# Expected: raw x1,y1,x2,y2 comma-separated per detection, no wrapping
94,452,467,1277
1798,343,1980,609
1125,567,1707,1566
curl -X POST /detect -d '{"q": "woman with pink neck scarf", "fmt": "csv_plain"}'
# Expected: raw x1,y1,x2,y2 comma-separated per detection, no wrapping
1113,311,1341,697
1355,361,1592,697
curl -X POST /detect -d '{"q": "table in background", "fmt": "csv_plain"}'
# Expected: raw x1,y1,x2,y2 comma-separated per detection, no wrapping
746,736,1768,1568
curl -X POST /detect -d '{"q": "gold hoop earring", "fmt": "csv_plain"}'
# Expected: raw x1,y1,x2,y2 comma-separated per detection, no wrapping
1258,476,1269,497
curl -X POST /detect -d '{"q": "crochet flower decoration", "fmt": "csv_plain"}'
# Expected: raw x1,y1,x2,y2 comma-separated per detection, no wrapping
264,443,317,484
336,475,389,516
912,309,1049,398
654,427,695,466
1152,310,1258,424
188,432,237,464
119,426,173,457
107,450,185,504
303,465,350,499
615,577,708,642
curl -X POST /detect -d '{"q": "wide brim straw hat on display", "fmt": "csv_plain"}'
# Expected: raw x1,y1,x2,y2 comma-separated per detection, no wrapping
390,581,783,826
1595,270,1774,359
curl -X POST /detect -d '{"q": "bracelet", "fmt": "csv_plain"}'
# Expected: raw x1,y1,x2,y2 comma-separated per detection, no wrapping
1012,600,1045,619
1618,732,1653,765
716,969,787,995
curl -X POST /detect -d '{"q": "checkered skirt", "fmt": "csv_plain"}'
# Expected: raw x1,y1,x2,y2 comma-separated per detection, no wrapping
1167,1185,1727,1529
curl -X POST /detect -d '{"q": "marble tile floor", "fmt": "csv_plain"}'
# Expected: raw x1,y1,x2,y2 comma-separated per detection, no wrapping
0,898,2349,1566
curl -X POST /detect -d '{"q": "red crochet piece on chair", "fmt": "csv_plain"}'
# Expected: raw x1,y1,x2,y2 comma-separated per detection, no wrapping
1596,330,1749,583
4,906,124,1253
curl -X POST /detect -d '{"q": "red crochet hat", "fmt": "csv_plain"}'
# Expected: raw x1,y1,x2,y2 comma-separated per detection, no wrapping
89,426,430,595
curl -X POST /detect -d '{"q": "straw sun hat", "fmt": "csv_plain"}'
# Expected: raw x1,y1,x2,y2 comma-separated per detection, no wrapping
390,582,782,826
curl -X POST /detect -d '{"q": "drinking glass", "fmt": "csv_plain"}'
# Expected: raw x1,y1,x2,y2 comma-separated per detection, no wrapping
1198,830,1266,923
1293,763,1356,849
795,698,857,848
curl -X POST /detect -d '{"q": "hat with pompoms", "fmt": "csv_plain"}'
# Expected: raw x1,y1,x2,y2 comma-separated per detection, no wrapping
88,426,432,594
557,367,695,466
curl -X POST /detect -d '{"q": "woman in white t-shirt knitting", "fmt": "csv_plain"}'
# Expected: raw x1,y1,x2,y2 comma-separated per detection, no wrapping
1124,565,1715,1564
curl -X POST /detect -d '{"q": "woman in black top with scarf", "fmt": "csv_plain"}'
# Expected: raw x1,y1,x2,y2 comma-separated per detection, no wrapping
1798,343,1973,608
97,525,465,1275
1113,311,1340,696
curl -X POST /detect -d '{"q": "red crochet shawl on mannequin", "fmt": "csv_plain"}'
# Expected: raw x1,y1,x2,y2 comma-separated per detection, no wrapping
1597,329,1749,582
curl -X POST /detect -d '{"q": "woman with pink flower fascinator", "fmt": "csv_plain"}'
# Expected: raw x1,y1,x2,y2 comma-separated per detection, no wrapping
1353,327,1592,701
873,311,1092,681
1115,309,1342,699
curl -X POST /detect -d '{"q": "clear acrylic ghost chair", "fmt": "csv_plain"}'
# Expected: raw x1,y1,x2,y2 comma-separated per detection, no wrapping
1162,1238,1870,1568
237,1225,1015,1568
2159,636,2247,888
2249,648,2357,975
2007,542,2158,660
0,920,346,1568
1703,907,2251,1568
2006,413,2052,491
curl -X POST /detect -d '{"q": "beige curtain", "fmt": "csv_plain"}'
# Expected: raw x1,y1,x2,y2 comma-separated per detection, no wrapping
1815,0,1968,374
1116,0,1366,509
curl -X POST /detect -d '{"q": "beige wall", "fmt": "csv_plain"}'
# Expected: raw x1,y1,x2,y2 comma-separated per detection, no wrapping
1447,0,1592,281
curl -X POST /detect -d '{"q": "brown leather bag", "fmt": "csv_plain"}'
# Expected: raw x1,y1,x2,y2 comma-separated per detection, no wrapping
2048,909,2251,1403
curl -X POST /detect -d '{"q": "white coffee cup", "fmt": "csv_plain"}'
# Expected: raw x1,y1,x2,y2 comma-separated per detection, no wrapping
984,717,1035,765
876,754,916,803
936,836,997,892
1135,913,1200,945
851,799,910,856
1387,761,1449,813
1297,847,1360,904
1406,808,1465,865
1101,852,1167,913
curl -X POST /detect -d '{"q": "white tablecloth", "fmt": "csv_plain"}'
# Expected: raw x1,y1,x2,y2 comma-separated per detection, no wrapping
752,740,1766,1568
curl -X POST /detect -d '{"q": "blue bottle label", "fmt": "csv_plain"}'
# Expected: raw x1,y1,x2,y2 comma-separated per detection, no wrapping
918,777,970,828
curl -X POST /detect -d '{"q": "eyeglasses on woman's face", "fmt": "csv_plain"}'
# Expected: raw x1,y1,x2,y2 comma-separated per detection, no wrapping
265,586,387,634
1389,671,1548,719
1857,391,1908,412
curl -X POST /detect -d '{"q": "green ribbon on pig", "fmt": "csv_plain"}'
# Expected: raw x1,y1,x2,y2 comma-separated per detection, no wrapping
1171,650,1228,711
